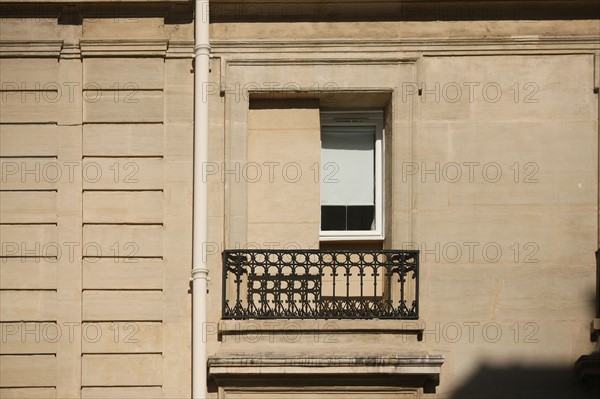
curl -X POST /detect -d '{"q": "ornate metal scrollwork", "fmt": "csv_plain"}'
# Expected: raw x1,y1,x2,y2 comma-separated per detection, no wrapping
222,249,419,319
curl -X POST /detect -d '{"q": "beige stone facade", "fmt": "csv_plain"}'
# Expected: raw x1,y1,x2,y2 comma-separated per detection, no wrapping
1,1,599,398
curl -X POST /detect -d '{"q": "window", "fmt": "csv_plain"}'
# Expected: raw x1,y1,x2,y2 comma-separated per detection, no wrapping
320,111,384,240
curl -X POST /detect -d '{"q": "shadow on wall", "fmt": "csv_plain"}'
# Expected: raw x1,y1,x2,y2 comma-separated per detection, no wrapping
209,0,600,23
449,363,593,399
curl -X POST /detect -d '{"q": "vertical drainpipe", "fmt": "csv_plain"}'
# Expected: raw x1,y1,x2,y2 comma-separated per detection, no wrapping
192,0,210,398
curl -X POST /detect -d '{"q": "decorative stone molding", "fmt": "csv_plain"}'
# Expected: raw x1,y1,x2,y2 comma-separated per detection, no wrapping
166,40,194,59
209,354,444,373
4,36,596,60
79,39,169,57
0,39,193,59
209,354,444,394
0,41,64,58
210,36,600,56
60,43,81,59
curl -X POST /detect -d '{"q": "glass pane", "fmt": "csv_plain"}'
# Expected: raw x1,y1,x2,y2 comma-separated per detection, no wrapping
321,126,375,206
321,205,375,231
347,205,375,230
321,206,346,231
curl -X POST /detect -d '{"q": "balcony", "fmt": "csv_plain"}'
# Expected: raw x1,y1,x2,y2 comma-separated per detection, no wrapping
222,249,419,319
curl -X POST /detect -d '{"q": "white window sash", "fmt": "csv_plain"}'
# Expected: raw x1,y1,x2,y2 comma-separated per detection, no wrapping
319,111,384,241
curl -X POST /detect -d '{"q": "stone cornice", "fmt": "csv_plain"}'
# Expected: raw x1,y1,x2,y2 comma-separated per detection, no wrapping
209,354,444,369
79,39,169,57
1,36,595,59
0,39,194,58
210,36,600,55
0,40,64,58
166,40,195,58
60,42,81,59
209,354,444,390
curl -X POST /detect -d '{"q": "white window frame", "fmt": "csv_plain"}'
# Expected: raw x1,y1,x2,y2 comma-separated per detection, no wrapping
319,110,384,241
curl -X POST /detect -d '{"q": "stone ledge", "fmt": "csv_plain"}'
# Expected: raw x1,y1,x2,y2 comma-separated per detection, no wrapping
218,319,425,337
80,39,168,57
210,36,600,53
209,354,444,392
0,41,64,58
0,39,194,58
209,353,443,372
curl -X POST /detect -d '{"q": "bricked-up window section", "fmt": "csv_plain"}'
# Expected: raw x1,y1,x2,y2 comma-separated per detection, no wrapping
222,249,418,319
320,111,384,241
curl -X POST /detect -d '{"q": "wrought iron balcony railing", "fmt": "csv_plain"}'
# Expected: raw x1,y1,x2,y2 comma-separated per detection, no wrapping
222,249,419,319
